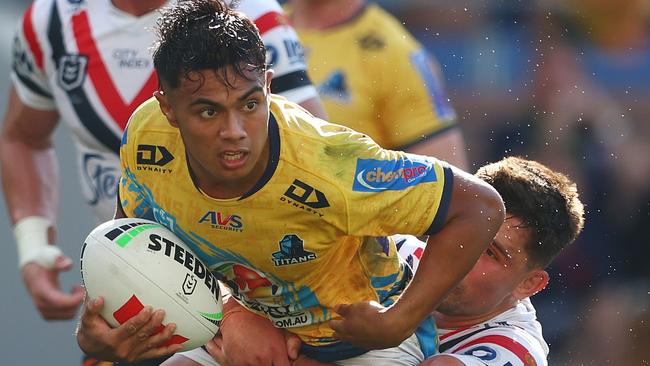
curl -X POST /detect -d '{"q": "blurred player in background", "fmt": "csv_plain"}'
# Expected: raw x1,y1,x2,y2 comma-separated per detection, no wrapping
74,1,504,364
1,0,323,321
287,0,468,169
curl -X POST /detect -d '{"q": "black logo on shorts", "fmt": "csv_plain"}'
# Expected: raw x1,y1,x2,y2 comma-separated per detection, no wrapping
58,53,88,91
182,274,197,295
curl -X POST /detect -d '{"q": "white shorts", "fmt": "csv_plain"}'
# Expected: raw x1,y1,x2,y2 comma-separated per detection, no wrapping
168,333,425,366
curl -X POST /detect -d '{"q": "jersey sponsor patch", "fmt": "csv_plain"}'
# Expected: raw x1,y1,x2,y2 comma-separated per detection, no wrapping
198,211,244,232
82,153,119,206
272,234,317,266
353,158,437,192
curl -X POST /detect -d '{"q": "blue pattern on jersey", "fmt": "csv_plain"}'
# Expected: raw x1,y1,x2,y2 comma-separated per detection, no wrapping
121,168,330,325
318,70,350,103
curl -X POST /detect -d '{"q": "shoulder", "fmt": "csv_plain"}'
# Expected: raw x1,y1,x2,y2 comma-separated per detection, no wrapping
356,4,421,53
271,95,375,150
123,97,175,141
270,94,390,178
439,312,548,365
19,0,57,35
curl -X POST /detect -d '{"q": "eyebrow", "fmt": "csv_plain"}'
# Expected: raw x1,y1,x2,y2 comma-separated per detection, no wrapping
188,86,264,107
491,239,512,261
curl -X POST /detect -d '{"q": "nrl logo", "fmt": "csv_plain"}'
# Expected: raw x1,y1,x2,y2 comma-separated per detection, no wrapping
182,273,197,295
58,53,88,91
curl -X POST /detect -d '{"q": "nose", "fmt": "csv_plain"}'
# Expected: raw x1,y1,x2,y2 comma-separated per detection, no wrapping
219,112,246,141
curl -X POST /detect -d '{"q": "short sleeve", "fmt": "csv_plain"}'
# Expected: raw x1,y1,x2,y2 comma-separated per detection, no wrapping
11,3,56,110
379,46,457,150
118,122,153,219
343,144,454,237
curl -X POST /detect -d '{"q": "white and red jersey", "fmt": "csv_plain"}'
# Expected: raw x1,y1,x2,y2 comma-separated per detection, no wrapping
11,0,318,221
437,299,548,366
396,235,549,365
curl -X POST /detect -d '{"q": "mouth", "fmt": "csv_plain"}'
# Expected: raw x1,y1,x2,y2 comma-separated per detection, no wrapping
219,150,248,169
223,151,244,161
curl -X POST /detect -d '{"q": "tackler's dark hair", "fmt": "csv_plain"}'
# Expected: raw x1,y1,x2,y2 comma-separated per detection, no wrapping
477,157,585,269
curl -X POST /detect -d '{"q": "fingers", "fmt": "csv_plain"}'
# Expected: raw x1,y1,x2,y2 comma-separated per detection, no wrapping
135,309,166,341
54,255,74,272
24,265,84,319
205,337,228,365
334,303,349,316
115,306,154,339
284,332,301,361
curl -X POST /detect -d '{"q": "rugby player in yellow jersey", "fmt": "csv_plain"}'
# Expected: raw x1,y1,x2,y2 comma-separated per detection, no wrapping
287,0,468,169
75,1,503,365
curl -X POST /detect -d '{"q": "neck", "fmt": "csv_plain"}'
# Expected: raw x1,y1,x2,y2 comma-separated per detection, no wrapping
290,0,365,30
434,299,518,329
111,0,167,17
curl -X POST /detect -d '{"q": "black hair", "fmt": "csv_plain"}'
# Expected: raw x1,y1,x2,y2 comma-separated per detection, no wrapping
476,157,585,269
152,0,266,89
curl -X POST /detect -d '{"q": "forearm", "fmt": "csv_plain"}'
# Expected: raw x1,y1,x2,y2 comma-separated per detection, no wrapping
0,138,59,223
389,169,504,332
1,88,60,224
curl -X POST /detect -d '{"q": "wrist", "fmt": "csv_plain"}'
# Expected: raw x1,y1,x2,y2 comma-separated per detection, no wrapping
14,216,61,269
384,303,419,338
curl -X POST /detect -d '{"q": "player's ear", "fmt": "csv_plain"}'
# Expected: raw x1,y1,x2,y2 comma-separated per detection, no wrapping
513,269,549,300
154,90,178,127
264,69,274,95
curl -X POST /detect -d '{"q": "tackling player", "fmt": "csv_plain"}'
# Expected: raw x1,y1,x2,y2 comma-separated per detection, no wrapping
266,157,584,366
287,0,468,168
1,0,323,322
74,1,504,365
400,157,585,365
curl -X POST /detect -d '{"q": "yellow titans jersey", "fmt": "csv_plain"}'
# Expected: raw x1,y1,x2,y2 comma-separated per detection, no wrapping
291,4,457,150
119,95,451,356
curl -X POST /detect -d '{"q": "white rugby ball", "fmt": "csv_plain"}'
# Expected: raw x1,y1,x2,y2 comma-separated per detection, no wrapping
80,218,222,351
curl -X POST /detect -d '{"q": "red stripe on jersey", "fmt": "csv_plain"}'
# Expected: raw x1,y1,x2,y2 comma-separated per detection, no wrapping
71,11,158,130
455,335,533,364
23,4,44,70
439,326,472,341
255,11,288,35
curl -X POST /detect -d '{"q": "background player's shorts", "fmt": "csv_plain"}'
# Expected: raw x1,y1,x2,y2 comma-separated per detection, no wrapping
170,333,425,366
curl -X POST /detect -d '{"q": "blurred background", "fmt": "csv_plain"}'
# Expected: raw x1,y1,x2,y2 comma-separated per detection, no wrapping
0,0,648,364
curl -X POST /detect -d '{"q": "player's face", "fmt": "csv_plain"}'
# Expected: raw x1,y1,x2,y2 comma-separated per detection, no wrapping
436,216,538,319
157,67,273,198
